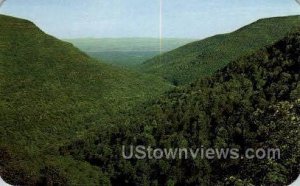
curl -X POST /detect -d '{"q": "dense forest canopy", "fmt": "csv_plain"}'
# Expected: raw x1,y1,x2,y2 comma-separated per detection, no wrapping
61,32,300,185
0,14,171,185
0,14,299,185
142,16,300,85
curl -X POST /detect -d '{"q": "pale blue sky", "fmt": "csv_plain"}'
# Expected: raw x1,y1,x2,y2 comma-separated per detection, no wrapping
0,0,299,39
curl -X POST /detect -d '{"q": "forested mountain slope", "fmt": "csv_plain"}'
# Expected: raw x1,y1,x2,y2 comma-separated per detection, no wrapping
0,14,171,185
1,14,299,185
142,15,300,85
63,32,300,185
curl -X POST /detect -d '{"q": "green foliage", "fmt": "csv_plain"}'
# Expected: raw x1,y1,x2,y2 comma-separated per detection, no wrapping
63,32,300,185
0,14,171,185
87,51,161,67
142,15,300,85
1,14,299,185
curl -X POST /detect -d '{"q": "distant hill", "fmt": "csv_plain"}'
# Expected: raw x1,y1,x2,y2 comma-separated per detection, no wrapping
0,14,171,185
142,15,300,85
65,38,196,66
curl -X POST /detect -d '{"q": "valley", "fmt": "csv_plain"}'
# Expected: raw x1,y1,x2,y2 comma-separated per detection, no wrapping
0,13,299,185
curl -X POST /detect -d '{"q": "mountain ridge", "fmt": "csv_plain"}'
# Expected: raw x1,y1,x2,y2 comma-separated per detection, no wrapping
64,31,300,185
0,14,172,185
142,15,300,85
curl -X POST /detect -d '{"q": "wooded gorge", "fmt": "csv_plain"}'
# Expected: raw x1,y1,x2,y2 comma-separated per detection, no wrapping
0,14,299,185
60,32,300,186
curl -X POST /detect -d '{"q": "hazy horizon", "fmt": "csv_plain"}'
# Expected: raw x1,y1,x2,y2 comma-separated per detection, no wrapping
0,0,299,39
64,37,197,39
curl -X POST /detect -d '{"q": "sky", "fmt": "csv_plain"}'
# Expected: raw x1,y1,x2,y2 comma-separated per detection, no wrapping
0,0,299,39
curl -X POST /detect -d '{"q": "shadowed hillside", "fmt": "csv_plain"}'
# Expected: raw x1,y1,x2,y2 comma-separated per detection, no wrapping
0,14,171,185
1,14,299,185
142,15,300,85
64,32,300,185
